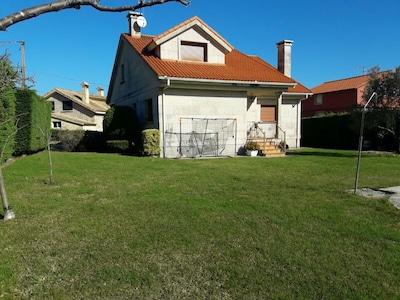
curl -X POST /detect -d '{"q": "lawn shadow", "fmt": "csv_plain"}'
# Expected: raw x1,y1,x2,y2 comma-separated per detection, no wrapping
287,148,358,158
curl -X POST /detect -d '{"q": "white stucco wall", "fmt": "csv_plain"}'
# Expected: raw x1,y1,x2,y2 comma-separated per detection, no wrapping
160,89,248,158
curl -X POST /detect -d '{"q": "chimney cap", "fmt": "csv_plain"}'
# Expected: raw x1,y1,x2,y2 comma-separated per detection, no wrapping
276,40,294,46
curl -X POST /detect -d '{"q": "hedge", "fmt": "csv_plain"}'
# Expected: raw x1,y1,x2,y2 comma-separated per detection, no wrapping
14,89,51,155
0,88,16,162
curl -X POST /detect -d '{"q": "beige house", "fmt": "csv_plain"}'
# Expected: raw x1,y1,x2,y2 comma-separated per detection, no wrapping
44,82,109,132
107,14,312,158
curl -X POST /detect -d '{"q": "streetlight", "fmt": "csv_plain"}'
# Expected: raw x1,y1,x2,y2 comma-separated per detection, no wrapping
354,92,377,194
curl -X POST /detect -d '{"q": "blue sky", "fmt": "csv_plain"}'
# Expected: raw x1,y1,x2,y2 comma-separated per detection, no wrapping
1,0,399,95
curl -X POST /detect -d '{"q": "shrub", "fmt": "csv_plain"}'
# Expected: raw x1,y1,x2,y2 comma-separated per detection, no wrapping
106,140,131,153
14,89,51,155
103,106,140,142
55,130,85,152
142,129,160,156
0,88,16,162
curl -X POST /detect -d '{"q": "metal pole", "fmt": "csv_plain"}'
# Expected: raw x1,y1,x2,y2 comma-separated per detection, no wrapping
354,92,377,194
20,41,26,88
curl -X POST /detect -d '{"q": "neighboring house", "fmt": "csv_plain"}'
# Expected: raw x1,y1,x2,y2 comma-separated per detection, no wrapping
302,74,371,118
44,82,109,131
107,14,312,158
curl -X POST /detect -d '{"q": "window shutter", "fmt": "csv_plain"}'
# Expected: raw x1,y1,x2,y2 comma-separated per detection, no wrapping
261,106,276,122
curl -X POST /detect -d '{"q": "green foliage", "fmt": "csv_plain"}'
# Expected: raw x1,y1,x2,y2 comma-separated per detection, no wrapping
0,53,18,92
55,130,85,152
105,140,131,153
363,66,400,109
103,106,140,142
14,89,51,155
302,114,359,149
245,141,260,150
142,129,160,156
0,88,16,162
362,67,400,152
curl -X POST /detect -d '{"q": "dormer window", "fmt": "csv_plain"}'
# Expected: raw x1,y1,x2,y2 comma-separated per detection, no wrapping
180,41,207,62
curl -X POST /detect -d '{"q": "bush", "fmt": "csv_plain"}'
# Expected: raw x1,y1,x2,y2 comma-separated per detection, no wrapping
142,129,160,156
106,140,131,153
55,130,85,152
0,88,16,162
103,106,140,142
14,89,51,155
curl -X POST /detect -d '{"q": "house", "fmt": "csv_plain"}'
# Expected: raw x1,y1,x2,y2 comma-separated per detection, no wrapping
302,74,371,118
44,82,109,131
107,14,312,158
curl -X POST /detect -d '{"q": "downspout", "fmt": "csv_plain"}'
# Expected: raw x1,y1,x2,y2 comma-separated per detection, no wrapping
277,92,283,139
162,77,170,158
297,94,311,148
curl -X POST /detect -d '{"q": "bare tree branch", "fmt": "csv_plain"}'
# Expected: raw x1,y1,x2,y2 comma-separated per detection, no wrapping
0,0,190,31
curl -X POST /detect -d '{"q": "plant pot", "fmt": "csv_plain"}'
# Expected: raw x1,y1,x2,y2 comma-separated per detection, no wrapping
246,150,258,157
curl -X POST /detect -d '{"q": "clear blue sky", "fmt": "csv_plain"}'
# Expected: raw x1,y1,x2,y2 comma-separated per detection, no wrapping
1,0,399,95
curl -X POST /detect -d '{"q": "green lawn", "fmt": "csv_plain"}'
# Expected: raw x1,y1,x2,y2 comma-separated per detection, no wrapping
1,149,400,299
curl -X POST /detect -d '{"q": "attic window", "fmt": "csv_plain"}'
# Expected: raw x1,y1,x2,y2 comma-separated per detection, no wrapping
180,41,207,62
62,100,73,111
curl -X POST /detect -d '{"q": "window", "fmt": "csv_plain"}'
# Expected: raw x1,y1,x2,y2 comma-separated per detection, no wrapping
120,64,125,84
260,105,276,122
145,99,153,122
53,121,61,129
62,100,73,111
51,101,55,111
180,41,207,62
314,94,323,105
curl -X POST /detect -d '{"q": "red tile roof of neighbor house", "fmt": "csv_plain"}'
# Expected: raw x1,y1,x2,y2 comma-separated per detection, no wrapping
312,74,371,94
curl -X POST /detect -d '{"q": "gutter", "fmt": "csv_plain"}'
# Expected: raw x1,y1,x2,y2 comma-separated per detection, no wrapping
158,76,297,89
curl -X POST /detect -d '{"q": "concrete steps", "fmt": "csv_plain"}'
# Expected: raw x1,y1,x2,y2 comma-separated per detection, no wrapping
247,138,285,157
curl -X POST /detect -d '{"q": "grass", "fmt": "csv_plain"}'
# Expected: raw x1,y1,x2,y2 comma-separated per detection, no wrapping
0,149,400,299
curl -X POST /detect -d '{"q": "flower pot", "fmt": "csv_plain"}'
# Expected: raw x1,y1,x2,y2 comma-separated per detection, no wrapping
246,150,258,157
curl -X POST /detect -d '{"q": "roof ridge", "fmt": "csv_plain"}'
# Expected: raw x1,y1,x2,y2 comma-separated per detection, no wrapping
322,73,371,85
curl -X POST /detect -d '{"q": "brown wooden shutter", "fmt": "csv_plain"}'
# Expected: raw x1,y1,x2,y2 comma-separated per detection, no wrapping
261,105,276,122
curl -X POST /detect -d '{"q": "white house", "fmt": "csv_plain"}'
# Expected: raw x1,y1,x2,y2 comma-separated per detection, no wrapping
44,82,109,132
107,14,312,158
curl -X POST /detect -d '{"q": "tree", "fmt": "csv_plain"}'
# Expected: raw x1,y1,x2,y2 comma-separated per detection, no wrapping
362,66,400,153
0,0,190,31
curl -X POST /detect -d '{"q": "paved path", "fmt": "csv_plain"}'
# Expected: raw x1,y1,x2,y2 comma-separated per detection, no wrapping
352,186,400,209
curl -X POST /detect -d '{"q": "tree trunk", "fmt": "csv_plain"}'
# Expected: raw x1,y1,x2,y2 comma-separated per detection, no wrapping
0,166,15,220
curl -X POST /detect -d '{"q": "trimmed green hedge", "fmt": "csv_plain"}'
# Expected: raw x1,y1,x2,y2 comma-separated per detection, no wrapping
0,88,16,162
103,106,140,142
302,111,400,151
14,89,51,155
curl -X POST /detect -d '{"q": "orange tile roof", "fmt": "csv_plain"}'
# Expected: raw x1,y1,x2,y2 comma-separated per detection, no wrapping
249,56,311,93
123,33,297,84
312,74,370,94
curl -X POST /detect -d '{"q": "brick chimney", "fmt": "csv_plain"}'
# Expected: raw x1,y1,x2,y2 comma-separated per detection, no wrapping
276,40,293,77
127,12,143,38
81,81,90,104
97,86,104,97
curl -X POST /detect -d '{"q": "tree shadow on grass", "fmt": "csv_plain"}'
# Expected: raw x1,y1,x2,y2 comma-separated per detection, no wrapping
287,149,358,158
